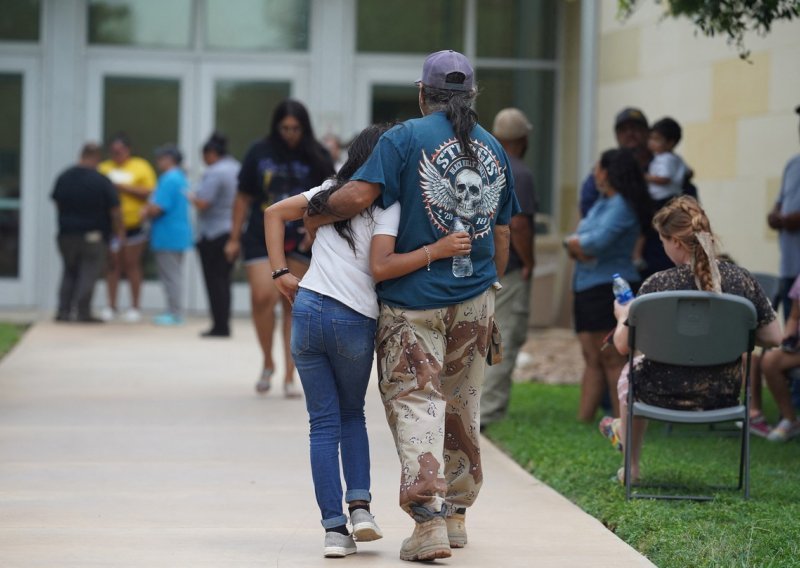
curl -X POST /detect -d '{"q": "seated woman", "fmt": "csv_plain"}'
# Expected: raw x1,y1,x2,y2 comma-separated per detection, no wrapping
760,274,800,441
602,196,781,482
264,124,468,558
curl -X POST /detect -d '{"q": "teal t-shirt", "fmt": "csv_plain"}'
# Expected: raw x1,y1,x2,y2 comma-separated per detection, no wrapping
352,112,519,309
150,168,192,252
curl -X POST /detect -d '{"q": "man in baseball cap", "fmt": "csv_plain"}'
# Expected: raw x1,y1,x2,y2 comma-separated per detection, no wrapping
481,108,537,430
305,49,519,561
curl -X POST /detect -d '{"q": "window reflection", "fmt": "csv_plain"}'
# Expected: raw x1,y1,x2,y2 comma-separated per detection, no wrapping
477,0,557,60
371,85,419,124
0,73,22,278
88,0,192,48
206,0,309,51
0,0,39,42
476,68,555,215
214,80,291,161
104,76,180,281
358,0,464,53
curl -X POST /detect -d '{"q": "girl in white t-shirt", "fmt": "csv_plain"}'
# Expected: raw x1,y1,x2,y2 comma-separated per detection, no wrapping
264,124,468,558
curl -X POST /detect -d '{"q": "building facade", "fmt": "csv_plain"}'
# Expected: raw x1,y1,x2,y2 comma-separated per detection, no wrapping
3,1,797,323
0,0,573,315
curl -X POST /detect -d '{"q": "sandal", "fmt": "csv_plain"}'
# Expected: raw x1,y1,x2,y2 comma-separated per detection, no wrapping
255,368,273,394
599,416,623,452
283,380,303,399
616,467,640,485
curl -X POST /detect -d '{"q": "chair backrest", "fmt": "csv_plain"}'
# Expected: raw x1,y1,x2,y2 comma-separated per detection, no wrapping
751,272,781,307
627,291,757,366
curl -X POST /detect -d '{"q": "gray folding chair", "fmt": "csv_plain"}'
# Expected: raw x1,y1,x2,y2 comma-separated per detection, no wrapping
751,272,781,309
624,291,757,501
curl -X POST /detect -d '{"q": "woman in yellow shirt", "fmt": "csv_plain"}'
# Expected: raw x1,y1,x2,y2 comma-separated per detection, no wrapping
98,134,157,322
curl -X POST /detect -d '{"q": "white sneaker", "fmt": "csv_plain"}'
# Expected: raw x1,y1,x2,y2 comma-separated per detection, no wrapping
767,418,800,442
350,509,383,542
99,307,116,322
323,531,357,558
121,308,142,323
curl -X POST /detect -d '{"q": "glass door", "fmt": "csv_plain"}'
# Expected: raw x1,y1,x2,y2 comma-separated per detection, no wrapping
0,56,39,308
198,61,305,314
354,60,421,128
86,57,193,313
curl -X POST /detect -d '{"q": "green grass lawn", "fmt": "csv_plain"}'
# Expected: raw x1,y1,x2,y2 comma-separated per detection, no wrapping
0,322,26,360
485,382,800,568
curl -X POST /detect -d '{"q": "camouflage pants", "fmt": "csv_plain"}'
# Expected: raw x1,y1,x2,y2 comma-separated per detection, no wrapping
376,289,495,521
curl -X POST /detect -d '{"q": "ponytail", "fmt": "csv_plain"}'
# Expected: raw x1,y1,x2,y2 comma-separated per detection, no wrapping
653,196,721,292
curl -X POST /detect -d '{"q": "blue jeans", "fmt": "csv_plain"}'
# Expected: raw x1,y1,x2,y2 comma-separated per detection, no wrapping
291,288,377,529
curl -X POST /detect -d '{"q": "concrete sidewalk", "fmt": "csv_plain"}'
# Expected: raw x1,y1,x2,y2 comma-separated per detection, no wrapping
0,319,654,567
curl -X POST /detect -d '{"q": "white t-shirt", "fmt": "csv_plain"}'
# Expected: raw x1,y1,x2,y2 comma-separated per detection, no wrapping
299,181,400,319
647,152,687,201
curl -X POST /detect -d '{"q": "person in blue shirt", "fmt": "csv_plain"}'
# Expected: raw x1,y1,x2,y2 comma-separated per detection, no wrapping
564,148,653,423
304,50,518,561
144,144,192,326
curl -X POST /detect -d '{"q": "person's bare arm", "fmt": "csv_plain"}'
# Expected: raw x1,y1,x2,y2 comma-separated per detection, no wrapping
143,202,162,219
116,184,152,200
644,173,670,185
756,318,782,349
613,300,631,355
510,214,534,280
493,224,510,278
225,192,251,262
304,181,381,238
370,231,470,283
265,194,308,302
192,195,211,211
563,234,594,263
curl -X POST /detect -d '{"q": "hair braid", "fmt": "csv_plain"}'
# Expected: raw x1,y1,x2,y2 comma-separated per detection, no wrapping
652,196,718,292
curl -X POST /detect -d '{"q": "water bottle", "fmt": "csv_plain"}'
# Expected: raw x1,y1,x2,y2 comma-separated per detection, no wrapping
451,216,473,278
612,273,635,304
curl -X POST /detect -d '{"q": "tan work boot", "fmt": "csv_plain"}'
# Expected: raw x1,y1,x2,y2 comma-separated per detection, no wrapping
399,517,451,561
446,510,467,548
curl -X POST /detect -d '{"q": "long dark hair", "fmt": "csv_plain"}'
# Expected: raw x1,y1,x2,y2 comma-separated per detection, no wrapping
307,123,393,252
421,81,478,161
599,148,653,230
267,99,332,176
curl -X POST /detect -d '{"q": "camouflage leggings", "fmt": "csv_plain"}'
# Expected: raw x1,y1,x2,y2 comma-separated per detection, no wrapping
376,289,495,521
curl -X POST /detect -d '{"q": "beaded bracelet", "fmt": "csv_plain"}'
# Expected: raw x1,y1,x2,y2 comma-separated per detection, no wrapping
422,245,431,271
271,267,290,280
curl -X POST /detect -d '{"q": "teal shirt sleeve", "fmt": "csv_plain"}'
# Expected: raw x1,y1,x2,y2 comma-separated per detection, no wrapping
351,124,411,209
152,175,174,212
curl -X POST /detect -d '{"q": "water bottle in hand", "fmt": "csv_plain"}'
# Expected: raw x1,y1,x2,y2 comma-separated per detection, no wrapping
451,216,473,278
612,273,634,304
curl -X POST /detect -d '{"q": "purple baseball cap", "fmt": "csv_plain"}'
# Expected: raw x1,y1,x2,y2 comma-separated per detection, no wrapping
416,50,474,91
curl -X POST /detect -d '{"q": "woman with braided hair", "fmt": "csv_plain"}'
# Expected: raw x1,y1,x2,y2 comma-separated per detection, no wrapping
565,148,653,422
601,196,781,482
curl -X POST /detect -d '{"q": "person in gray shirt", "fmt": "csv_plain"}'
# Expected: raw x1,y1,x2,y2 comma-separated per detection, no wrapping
192,132,240,337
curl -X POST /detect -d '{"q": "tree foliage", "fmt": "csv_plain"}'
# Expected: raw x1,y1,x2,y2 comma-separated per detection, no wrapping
618,0,800,58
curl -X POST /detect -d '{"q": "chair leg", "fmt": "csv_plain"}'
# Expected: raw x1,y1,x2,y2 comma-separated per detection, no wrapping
625,415,634,500
744,415,750,500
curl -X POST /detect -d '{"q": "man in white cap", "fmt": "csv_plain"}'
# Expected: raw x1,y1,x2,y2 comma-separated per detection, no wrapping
305,49,519,561
481,108,537,429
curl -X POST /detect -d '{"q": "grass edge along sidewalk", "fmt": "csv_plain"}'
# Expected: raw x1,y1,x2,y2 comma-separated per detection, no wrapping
0,322,26,360
484,382,800,568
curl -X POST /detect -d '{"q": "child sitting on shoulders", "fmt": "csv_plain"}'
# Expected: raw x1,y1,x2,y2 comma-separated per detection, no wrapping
645,117,687,204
